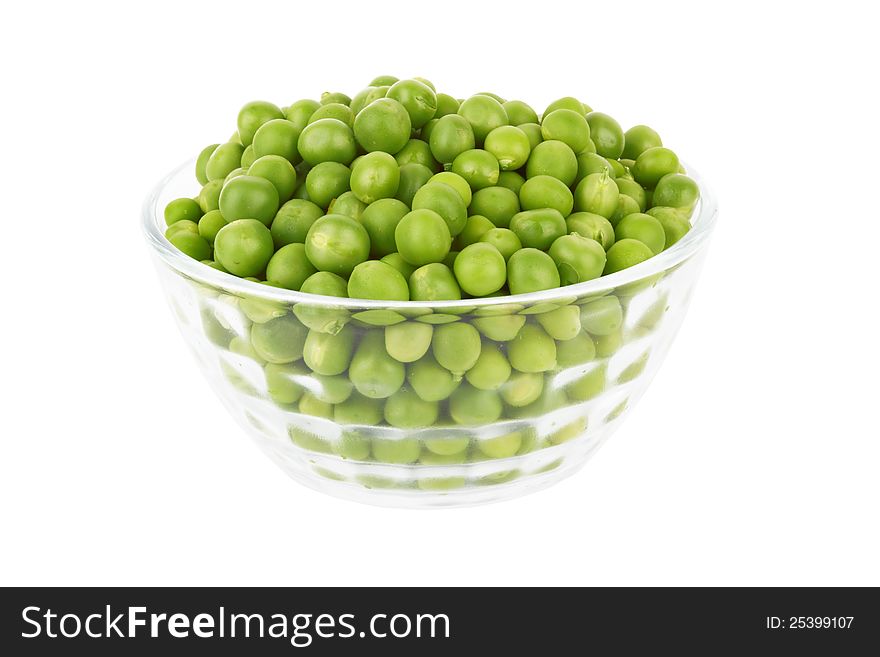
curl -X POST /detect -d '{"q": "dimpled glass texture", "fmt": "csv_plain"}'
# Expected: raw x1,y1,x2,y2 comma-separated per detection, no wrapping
144,159,717,508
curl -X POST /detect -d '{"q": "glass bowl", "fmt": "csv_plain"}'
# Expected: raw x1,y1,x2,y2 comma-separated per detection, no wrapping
143,159,717,508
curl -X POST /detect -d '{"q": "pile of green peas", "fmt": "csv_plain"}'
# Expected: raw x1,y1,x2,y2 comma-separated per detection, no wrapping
167,76,699,466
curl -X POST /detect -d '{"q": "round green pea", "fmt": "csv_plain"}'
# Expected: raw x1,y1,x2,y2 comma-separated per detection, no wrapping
450,384,502,424
349,331,405,399
621,125,662,160
575,151,613,184
195,144,219,185
334,392,384,425
469,186,520,228
479,228,521,261
610,193,641,227
218,175,279,226
320,91,351,106
453,214,495,250
380,253,417,280
252,119,301,163
454,242,507,297
500,372,544,408
615,177,648,212
214,219,274,277
451,149,500,190
308,102,354,128
585,112,625,159
579,296,623,335
509,208,567,250
264,362,306,406
297,118,357,165
543,96,588,117
284,99,321,132
248,155,298,202
549,233,607,285
434,93,460,118
304,214,370,276
573,172,619,217
508,323,556,372
484,125,531,170
647,206,691,246
411,182,467,236
518,175,573,216
394,139,438,170
428,171,472,206
205,142,245,182
409,263,461,300
372,437,421,464
541,109,591,153
603,237,653,274
327,191,367,220
384,388,439,429
407,354,462,402
652,173,699,210
348,260,410,301
457,95,509,144
369,75,399,87
465,342,511,390
237,100,284,147
197,180,223,213
386,79,437,129
517,122,543,150
497,170,526,195
507,248,560,294
473,313,526,341
385,321,433,363
305,162,351,209
270,199,324,248
395,163,434,207
632,147,680,189
353,98,412,154
303,325,356,375
359,198,409,257
525,140,577,186
265,243,316,290
567,212,615,250
432,322,482,375
165,197,203,226
350,86,388,116
615,213,666,254
556,331,596,368
198,210,227,244
169,230,211,261
349,151,400,204
250,315,308,364
501,100,538,125
428,114,475,165
394,208,451,266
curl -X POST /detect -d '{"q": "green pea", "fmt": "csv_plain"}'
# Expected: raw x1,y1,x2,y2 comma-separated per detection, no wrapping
549,233,607,286
253,119,301,163
594,329,622,358
205,142,245,182
198,210,227,244
247,155,298,202
472,313,525,342
349,331,405,399
465,342,511,390
284,99,320,132
250,315,308,364
218,175,279,226
453,214,495,250
296,393,333,420
395,163,433,206
385,321,433,363
518,175,573,216
297,118,357,165
308,102,354,128
428,171,472,206
525,140,577,186
610,193,641,228
647,206,691,247
350,86,389,116
384,388,439,428
479,228,522,261
270,199,324,248
535,305,582,340
293,271,349,334
614,177,648,212
457,95,509,144
359,198,409,258
434,93,460,118
214,219,274,277
304,214,370,276
394,138,438,170
509,208,567,250
454,242,507,296
621,124,662,160
484,125,531,170
302,324,356,375
305,161,351,209
573,171,619,217
353,98,412,154
500,371,544,407
497,170,526,195
369,75,399,87
502,99,538,125
320,91,351,106
507,248,560,294
380,253,417,280
615,213,666,254
451,149,500,190
517,122,544,150
264,362,306,405
409,263,461,300
508,323,556,372
424,436,470,456
429,114,475,164
386,79,437,128
432,322,482,375
335,430,371,461
585,112,625,159
449,384,503,424
575,152,613,184
265,243,316,290
197,180,223,213
195,144,220,185
327,191,366,220
223,167,247,184
334,392,384,425
372,437,421,464
348,260,410,301
407,354,462,402
304,374,353,405
565,363,606,401
566,212,615,250
349,151,400,204
165,197,203,226
541,109,591,153
579,296,623,335
556,331,596,368
615,159,634,176
237,100,284,147
543,96,588,118
169,230,211,261
411,182,468,236
395,208,451,266
632,147,680,189
652,173,699,210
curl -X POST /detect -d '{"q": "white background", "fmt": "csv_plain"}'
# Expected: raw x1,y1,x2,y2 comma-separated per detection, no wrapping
1,0,878,586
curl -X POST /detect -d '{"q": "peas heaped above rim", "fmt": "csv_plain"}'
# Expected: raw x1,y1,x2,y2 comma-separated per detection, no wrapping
144,157,717,310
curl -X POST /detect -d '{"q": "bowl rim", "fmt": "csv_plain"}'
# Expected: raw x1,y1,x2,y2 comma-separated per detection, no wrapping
143,157,718,309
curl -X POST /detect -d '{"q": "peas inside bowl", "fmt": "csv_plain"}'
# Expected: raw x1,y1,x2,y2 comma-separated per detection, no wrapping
145,78,717,508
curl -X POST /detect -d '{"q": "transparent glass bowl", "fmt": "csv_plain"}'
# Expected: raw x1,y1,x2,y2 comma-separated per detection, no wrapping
144,160,717,508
